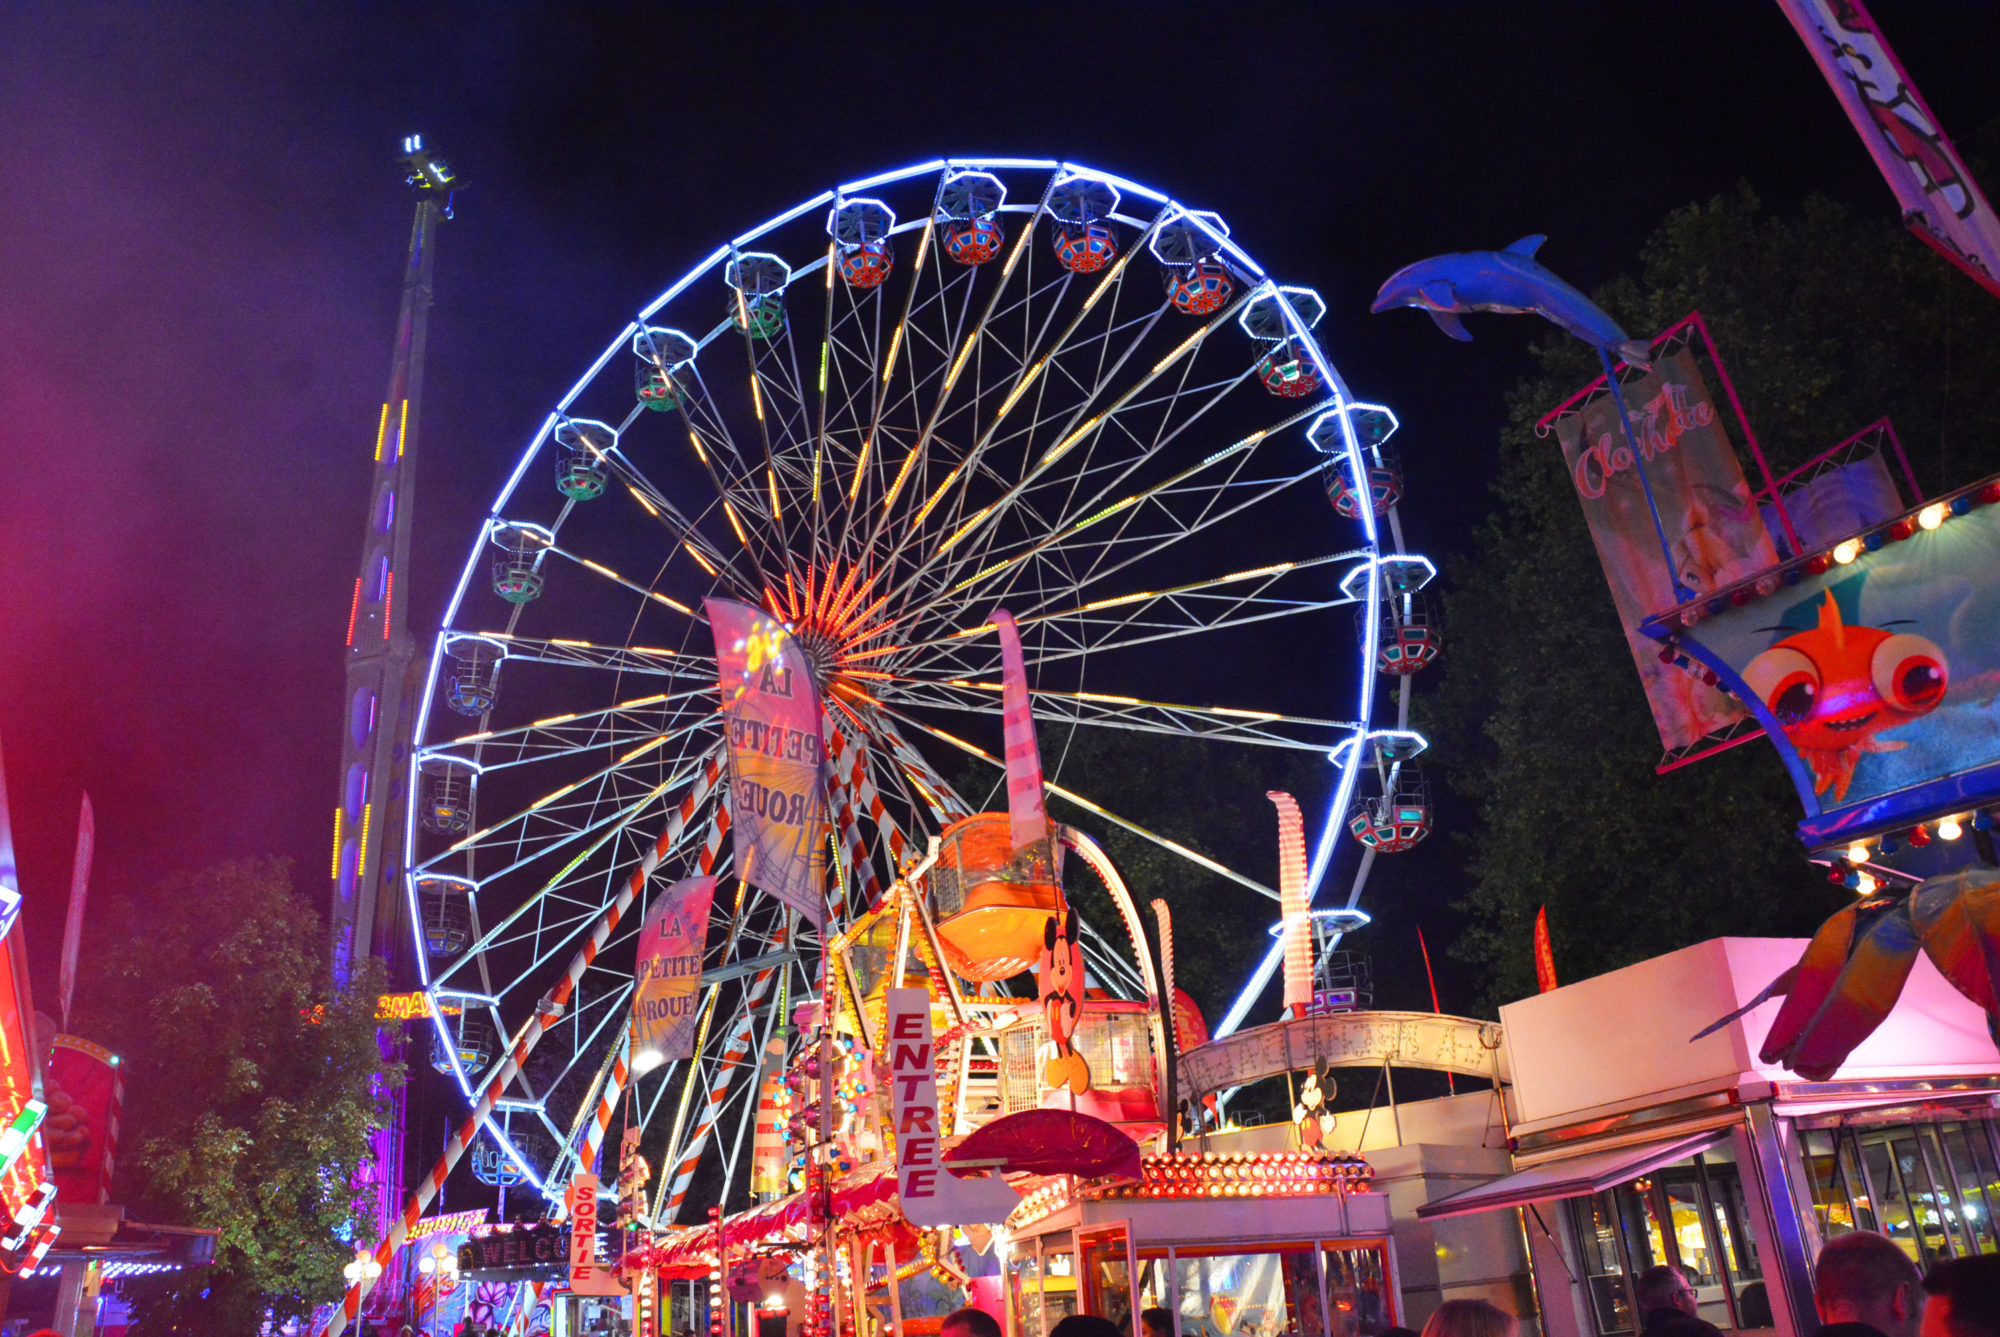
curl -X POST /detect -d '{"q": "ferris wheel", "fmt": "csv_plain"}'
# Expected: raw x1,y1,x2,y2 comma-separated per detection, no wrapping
400,156,1433,1222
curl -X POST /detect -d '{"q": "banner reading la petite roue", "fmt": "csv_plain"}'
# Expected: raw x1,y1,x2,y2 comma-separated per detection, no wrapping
707,598,828,924
631,875,715,1074
1554,347,1779,752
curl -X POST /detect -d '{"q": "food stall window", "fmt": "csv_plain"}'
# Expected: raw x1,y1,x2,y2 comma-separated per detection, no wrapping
1079,1225,1135,1335
1319,1245,1393,1337
1010,1242,1044,1337
1935,1122,2000,1254
1565,1149,1765,1334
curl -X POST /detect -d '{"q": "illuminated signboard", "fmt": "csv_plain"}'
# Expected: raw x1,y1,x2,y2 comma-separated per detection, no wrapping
374,992,463,1023
457,1223,567,1278
0,930,55,1269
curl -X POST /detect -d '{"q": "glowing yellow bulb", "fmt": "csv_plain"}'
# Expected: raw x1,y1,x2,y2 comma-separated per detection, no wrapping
1846,840,1870,864
1833,539,1861,565
1939,815,1964,840
1854,872,1878,896
1919,503,1946,530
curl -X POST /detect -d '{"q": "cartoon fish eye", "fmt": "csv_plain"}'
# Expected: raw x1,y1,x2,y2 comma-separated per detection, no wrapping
1742,646,1820,726
1871,633,1948,711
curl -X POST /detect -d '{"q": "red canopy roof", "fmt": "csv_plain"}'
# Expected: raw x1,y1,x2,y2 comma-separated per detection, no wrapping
942,1109,1142,1182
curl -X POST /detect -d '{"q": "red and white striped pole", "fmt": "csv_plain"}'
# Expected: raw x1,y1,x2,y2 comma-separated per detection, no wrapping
319,751,723,1337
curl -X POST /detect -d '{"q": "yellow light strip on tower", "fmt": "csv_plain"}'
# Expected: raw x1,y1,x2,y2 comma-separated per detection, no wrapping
396,400,409,461
908,461,965,529
993,359,1048,424
372,403,390,462
649,591,692,614
881,323,904,386
627,485,661,518
331,809,346,880
580,558,619,580
356,803,373,881
767,468,781,520
1151,326,1209,377
683,542,718,577
848,432,874,505
881,446,920,512
721,498,751,548
750,375,765,422
687,430,709,466
937,504,995,554
533,712,581,728
1039,414,1104,469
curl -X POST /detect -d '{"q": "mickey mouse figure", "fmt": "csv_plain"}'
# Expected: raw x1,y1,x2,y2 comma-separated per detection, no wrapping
1292,1064,1336,1151
1037,909,1091,1094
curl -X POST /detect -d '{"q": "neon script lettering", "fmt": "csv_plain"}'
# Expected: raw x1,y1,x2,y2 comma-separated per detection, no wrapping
1572,380,1716,500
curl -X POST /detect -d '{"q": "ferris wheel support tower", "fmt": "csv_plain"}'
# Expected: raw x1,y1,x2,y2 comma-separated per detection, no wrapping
329,137,458,1242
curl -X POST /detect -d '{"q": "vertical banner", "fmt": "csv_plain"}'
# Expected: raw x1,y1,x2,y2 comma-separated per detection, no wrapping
886,987,1019,1227
707,599,829,924
45,1036,117,1204
1267,791,1312,1016
990,609,1050,851
562,1174,626,1295
749,1034,787,1197
630,876,716,1075
58,793,93,1031
1533,907,1559,994
1554,347,1780,751
1776,0,2000,299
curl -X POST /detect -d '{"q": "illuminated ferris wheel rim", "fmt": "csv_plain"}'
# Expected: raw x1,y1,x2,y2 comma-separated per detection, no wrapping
401,154,1422,1202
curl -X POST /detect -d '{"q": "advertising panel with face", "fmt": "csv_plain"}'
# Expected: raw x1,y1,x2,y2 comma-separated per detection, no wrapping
1660,489,2000,839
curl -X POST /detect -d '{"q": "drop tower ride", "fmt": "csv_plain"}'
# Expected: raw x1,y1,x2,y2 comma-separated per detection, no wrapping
331,137,458,1239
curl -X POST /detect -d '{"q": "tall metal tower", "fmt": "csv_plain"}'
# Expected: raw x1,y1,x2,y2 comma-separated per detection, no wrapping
331,137,458,1241
331,137,457,981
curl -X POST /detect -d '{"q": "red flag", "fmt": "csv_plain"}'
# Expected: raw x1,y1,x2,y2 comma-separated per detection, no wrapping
1533,906,1559,994
58,793,94,1031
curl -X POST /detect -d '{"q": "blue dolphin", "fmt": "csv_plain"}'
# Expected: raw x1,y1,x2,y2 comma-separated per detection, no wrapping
1371,235,1651,368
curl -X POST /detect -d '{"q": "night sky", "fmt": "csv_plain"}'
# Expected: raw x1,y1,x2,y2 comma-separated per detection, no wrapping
4,3,1999,1011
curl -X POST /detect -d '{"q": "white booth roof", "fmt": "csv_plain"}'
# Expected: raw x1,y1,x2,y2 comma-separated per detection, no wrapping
1498,935,2000,1137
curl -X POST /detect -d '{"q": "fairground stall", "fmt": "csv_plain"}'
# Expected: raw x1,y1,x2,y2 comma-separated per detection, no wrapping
1416,935,2000,1337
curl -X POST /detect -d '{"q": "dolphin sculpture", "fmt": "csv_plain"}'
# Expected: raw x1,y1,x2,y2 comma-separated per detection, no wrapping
1371,235,1652,369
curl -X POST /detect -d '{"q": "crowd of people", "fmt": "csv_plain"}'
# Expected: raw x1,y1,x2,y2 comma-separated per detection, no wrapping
928,1235,1998,1337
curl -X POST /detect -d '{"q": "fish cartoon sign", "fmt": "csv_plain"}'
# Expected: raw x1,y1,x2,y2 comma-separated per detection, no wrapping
1656,481,2000,838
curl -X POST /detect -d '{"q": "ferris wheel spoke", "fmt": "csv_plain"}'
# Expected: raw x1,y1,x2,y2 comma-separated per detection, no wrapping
443,633,717,683
422,689,714,773
877,706,1281,903
879,680,1360,753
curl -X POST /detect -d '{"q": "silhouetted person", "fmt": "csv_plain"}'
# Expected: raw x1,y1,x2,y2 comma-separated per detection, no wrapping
1142,1307,1175,1337
1919,1254,2000,1337
1419,1301,1516,1337
943,1308,1005,1337
1736,1280,1772,1329
1814,1231,1922,1337
1052,1317,1127,1337
1637,1264,1724,1337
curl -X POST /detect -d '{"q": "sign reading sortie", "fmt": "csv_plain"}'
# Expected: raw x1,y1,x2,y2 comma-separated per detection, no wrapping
563,1173,627,1296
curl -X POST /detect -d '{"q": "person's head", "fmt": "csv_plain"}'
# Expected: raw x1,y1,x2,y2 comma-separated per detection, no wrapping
1142,1307,1175,1337
1636,1264,1697,1317
1050,1318,1126,1337
1921,1254,2000,1337
1816,1230,1924,1337
1418,1299,1517,1337
942,1308,1005,1337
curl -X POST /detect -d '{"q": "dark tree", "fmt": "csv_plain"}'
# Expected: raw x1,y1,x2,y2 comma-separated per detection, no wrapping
76,858,400,1334
1427,188,2000,1009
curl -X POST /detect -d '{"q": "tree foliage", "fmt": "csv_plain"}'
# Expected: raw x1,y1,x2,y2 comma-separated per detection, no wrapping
76,858,400,1334
1427,189,2000,1009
